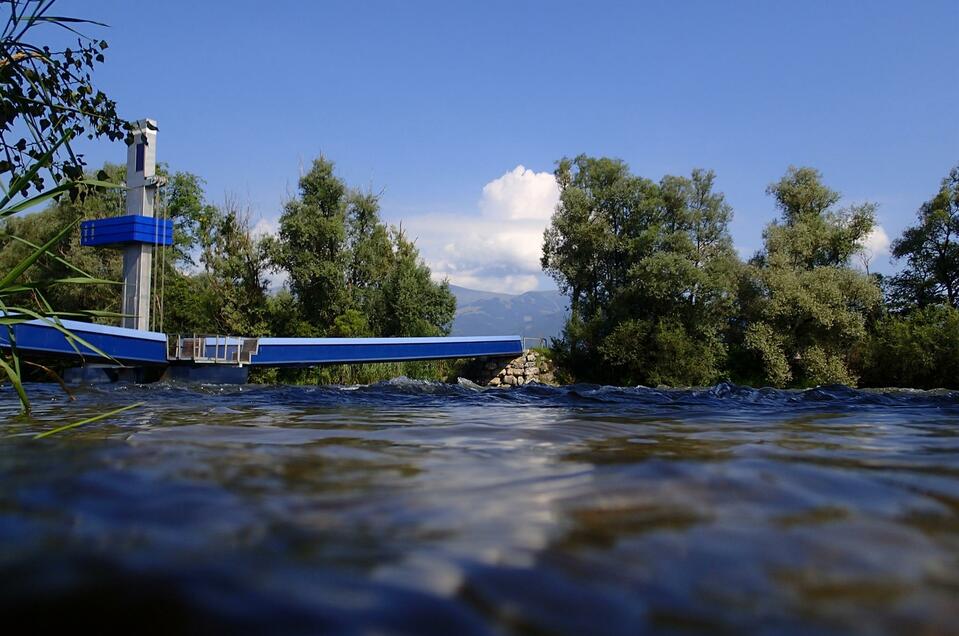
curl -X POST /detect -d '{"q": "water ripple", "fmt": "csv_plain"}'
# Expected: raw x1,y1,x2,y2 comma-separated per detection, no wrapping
0,380,957,634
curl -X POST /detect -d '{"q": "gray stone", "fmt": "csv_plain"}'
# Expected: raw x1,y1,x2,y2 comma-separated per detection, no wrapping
504,375,517,386
516,376,525,385
527,352,537,361
488,376,501,386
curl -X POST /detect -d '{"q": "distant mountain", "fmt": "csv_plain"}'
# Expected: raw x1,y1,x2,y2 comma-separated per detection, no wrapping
449,285,568,342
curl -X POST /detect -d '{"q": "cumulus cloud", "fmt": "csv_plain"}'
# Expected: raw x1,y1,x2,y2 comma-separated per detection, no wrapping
856,225,891,271
243,167,561,295
403,165,560,294
479,165,560,221
861,225,891,256
250,217,278,240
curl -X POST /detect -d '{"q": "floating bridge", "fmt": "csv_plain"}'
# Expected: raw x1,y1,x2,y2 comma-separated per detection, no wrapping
0,318,523,369
0,119,525,379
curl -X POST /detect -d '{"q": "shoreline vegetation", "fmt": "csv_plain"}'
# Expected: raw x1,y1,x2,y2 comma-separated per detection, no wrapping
1,158,958,391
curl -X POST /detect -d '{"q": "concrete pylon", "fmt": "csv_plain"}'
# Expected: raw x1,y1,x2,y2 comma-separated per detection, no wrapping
121,119,158,331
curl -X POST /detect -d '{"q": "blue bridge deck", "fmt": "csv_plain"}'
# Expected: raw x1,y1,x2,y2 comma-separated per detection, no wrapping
251,336,522,366
0,318,168,365
0,318,523,368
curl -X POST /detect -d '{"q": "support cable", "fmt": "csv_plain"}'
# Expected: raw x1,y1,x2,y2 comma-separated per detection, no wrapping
150,181,168,334
150,181,160,332
158,183,167,334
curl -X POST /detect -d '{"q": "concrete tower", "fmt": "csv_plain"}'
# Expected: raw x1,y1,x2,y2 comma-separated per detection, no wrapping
79,118,172,332
122,119,158,331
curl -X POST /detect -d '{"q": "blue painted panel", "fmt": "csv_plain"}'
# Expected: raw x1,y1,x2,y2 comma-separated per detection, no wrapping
80,215,173,247
0,318,168,365
250,336,523,366
257,335,522,346
0,321,522,370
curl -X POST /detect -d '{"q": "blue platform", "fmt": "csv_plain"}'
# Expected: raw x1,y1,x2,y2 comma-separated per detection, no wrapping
80,215,173,247
0,318,523,370
250,336,522,366
183,335,522,366
0,318,168,365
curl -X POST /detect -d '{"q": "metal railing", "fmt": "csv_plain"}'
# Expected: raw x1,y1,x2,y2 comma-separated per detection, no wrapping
522,336,547,351
167,335,260,366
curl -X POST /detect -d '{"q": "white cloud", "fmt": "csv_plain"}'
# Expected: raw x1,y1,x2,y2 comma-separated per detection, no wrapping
251,217,277,239
856,224,891,271
246,216,288,290
479,165,560,221
856,223,890,272
248,168,560,295
402,165,560,294
861,225,890,257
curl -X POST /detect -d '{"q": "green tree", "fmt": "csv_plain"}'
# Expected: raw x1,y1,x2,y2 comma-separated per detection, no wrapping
344,190,393,333
542,156,739,385
738,167,881,387
860,304,959,389
270,156,455,338
887,163,959,311
158,187,273,337
202,201,272,336
379,228,455,337
270,157,349,332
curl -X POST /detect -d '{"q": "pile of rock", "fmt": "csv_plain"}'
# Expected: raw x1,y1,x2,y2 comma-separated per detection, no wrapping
486,351,555,387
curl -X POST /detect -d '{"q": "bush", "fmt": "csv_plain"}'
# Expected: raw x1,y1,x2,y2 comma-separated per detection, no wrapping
860,305,959,389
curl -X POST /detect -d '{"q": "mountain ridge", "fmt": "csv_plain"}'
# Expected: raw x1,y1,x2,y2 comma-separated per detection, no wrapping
449,284,567,341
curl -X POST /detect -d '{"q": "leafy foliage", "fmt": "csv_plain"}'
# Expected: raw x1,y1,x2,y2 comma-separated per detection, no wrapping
859,304,959,389
737,167,881,387
0,0,129,196
0,1,128,412
269,157,455,339
887,163,959,311
542,156,739,385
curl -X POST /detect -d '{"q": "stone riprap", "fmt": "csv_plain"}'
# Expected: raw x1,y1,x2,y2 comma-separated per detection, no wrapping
466,351,555,387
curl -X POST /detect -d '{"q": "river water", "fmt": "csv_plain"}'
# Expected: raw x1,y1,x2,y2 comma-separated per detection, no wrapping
1,380,957,634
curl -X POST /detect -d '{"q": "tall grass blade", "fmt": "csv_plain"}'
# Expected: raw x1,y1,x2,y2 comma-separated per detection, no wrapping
0,355,30,413
0,217,78,288
1,305,118,362
0,131,71,210
0,231,101,278
33,401,145,439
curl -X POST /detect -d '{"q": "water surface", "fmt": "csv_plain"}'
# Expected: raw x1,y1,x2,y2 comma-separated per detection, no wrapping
1,380,957,634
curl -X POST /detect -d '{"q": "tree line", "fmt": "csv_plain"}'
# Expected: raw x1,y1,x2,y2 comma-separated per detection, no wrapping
542,156,959,389
2,151,957,389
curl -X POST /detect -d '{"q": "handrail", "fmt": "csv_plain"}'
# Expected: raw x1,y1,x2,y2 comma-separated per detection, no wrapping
166,334,260,367
522,336,547,351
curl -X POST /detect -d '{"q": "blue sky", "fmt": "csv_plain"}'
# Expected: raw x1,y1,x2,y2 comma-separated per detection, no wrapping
71,0,958,292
